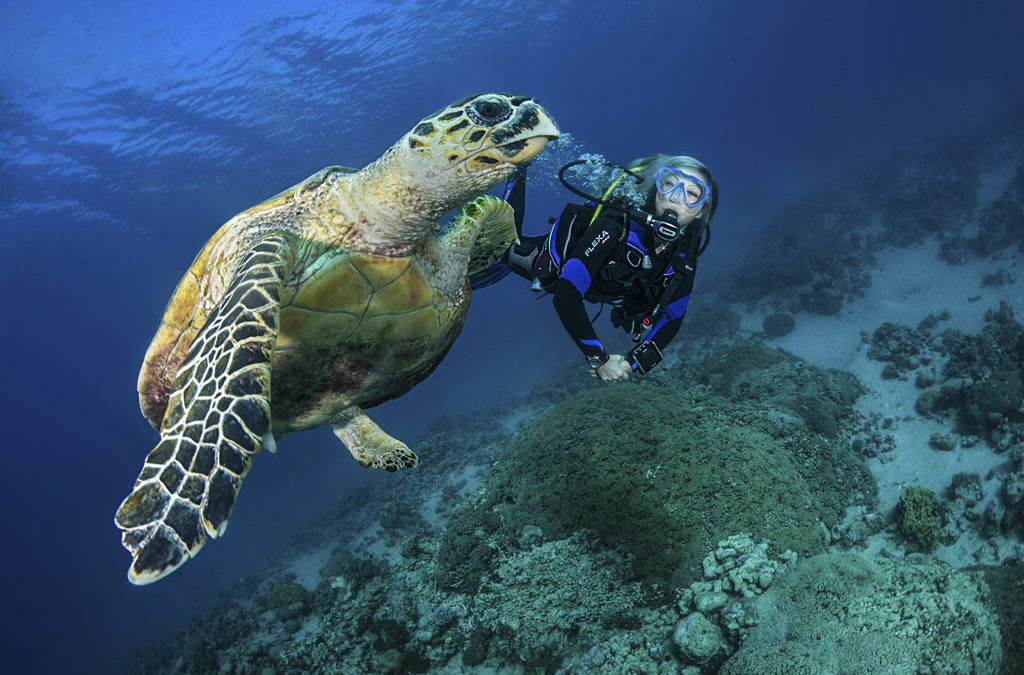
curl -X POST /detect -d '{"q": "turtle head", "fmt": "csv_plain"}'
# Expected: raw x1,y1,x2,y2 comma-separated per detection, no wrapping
399,93,559,205
347,94,558,252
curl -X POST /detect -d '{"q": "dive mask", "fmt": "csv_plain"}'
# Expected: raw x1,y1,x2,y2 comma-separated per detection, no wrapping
655,167,710,209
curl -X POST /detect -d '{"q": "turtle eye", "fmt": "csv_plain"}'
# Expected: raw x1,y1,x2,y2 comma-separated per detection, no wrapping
467,97,512,126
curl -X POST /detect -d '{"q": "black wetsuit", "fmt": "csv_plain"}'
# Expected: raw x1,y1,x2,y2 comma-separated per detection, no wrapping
490,166,699,372
551,208,696,368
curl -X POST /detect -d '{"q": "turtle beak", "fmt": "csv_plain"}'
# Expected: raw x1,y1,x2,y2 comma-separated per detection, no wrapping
499,106,560,166
499,134,558,165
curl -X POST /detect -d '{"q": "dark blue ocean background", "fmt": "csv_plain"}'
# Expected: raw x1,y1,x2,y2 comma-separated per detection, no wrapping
2,1,1023,672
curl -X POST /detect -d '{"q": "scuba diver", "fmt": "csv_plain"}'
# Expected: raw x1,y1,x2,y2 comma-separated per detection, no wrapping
470,154,718,381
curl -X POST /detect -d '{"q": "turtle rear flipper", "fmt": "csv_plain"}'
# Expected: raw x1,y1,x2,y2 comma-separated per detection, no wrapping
331,407,418,472
115,234,293,584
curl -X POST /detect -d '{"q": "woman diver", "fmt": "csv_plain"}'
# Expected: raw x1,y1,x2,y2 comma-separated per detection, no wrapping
473,154,719,382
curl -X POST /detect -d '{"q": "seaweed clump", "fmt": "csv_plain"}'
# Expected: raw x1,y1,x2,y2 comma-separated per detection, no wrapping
897,486,945,552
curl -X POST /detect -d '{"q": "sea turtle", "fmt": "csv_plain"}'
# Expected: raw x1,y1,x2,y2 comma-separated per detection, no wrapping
114,93,559,585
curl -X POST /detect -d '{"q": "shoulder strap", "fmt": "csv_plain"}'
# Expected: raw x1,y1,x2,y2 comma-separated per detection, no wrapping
641,222,707,330
608,211,630,254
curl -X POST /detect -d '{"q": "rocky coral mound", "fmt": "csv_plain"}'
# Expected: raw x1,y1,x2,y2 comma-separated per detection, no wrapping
702,344,863,438
464,533,646,670
718,195,874,316
966,163,1024,259
720,552,1003,675
867,301,1024,445
436,352,875,594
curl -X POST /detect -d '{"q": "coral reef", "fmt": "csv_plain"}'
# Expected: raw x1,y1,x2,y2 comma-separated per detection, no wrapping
264,581,310,613
972,562,1024,675
718,193,874,316
720,553,1003,674
711,120,1021,322
967,164,1024,259
867,321,929,374
684,301,742,343
985,447,1024,538
868,302,1024,446
703,344,863,438
467,533,646,670
436,348,874,595
675,534,798,665
876,157,980,248
761,312,795,337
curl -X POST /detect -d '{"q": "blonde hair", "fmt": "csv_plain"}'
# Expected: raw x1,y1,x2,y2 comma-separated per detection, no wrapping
628,153,718,224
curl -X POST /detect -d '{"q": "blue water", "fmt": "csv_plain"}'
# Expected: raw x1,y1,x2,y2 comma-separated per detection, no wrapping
2,1,1022,672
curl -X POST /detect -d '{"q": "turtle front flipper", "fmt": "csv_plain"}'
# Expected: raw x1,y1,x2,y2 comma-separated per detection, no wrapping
331,407,418,472
444,195,518,276
115,234,294,585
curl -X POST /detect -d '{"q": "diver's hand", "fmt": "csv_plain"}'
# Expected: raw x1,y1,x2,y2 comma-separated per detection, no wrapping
592,354,632,382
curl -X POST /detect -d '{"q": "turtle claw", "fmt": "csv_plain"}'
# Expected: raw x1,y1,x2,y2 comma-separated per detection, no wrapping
331,407,419,471
362,443,418,473
124,523,191,585
115,477,211,585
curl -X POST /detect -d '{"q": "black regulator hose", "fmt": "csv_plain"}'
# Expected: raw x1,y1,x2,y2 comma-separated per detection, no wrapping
557,159,646,221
